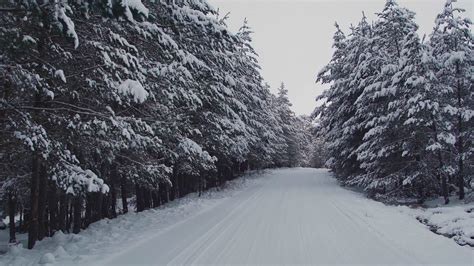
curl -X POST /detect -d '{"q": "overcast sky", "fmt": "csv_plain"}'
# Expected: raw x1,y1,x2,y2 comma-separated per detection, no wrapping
208,0,473,115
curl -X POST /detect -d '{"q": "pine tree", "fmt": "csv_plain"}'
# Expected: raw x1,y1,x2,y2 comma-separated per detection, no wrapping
1,0,308,250
354,0,419,195
316,17,371,181
389,30,446,201
316,0,472,202
430,0,473,200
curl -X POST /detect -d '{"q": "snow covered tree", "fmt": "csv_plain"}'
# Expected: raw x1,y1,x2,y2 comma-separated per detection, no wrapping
316,0,472,203
1,0,307,250
353,0,419,195
430,0,473,200
316,18,371,181
388,30,447,201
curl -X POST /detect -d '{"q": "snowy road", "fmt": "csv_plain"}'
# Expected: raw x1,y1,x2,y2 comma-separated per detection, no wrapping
97,168,472,265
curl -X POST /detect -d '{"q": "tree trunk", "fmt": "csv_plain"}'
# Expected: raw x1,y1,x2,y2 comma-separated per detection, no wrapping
440,157,449,204
457,111,465,200
19,207,23,233
430,115,449,204
110,169,117,218
121,176,128,214
23,209,30,233
101,193,108,219
73,197,82,234
152,191,160,208
458,152,465,200
48,182,57,236
100,163,109,219
37,164,47,240
28,153,40,249
58,193,67,232
170,174,178,201
136,184,144,212
8,193,16,243
456,63,465,200
198,176,203,197
85,194,93,226
95,193,104,222
67,199,73,233
159,185,167,205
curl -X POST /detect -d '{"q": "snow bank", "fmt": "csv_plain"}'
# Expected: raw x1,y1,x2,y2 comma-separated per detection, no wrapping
400,200,474,247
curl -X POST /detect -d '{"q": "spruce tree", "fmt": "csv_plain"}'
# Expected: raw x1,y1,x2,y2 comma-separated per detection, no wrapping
430,0,473,200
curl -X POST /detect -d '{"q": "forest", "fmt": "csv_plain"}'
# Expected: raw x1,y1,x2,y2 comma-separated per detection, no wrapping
316,0,472,204
0,0,320,249
0,0,472,260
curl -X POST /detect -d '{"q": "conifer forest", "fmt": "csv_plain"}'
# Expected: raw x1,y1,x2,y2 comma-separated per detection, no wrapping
0,0,472,265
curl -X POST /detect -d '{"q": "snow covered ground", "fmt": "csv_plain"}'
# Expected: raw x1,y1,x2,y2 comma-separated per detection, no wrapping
400,197,474,247
1,168,472,265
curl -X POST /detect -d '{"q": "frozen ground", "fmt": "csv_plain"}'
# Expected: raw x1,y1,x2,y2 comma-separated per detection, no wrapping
1,168,473,265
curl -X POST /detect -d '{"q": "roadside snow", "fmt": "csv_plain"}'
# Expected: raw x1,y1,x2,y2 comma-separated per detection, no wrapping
96,168,471,265
400,197,474,247
1,169,471,265
0,171,266,266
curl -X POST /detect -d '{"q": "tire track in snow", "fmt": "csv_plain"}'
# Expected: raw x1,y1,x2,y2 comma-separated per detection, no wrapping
167,184,264,265
95,168,472,266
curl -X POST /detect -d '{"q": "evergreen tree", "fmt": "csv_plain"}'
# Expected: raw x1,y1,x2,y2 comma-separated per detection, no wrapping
389,30,445,200
430,0,473,200
354,0,419,194
1,0,310,249
316,18,370,181
316,0,472,202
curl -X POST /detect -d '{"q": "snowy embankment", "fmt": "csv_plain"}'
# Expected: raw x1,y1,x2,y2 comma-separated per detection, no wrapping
400,197,474,247
0,171,266,265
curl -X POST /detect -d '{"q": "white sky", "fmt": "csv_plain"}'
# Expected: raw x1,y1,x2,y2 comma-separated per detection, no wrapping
208,0,473,115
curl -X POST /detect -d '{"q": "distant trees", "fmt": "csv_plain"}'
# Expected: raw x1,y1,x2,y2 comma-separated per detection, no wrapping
316,0,473,203
0,0,309,249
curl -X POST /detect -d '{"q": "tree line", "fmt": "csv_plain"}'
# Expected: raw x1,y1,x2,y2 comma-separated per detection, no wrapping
316,0,472,203
0,0,313,249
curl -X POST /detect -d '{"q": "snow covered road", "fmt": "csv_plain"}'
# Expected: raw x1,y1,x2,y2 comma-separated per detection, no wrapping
97,168,472,265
